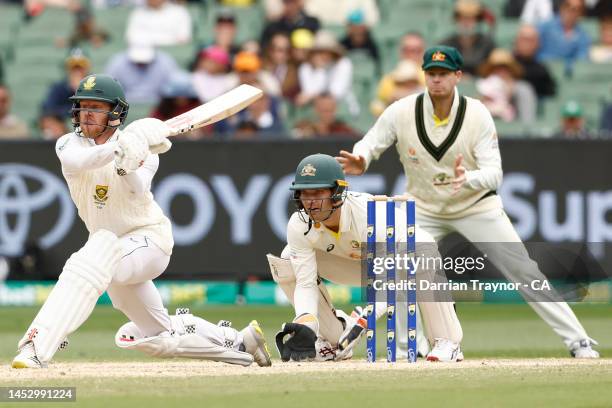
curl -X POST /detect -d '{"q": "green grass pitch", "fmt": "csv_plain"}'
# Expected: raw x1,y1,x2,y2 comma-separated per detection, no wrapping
1,303,611,407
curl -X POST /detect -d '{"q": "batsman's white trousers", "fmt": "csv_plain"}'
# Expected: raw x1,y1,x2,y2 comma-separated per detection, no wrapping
107,235,172,337
417,207,590,348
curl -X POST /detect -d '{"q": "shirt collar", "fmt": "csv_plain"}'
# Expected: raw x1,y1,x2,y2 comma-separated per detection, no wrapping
424,86,460,123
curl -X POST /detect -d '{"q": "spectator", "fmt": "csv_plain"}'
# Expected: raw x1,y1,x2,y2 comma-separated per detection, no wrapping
106,44,179,104
231,89,285,138
151,72,208,139
440,0,496,76
64,7,110,49
212,10,241,61
340,9,380,73
296,30,358,115
504,0,555,24
290,28,315,65
371,60,424,116
228,51,281,97
261,0,320,48
38,112,68,140
192,46,233,103
590,15,612,63
41,49,91,119
293,93,359,138
477,48,537,124
373,32,426,116
0,85,30,140
600,103,612,136
537,0,591,65
305,0,379,27
126,0,192,47
262,32,300,100
554,100,591,138
513,24,556,99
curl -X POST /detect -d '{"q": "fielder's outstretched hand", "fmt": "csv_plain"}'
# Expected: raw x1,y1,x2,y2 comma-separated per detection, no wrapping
452,153,466,194
275,322,317,362
335,150,366,175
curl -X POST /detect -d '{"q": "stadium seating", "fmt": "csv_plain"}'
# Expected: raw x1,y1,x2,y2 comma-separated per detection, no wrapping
0,1,607,137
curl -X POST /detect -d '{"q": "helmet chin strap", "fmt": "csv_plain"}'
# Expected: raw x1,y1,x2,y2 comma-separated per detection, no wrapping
303,201,343,236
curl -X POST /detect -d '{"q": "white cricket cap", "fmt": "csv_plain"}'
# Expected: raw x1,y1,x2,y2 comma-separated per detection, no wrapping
128,45,155,64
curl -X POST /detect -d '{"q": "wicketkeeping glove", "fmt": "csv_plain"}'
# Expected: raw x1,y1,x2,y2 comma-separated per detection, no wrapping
275,322,317,362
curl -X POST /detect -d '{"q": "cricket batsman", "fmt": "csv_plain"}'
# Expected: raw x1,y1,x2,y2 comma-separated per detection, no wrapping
270,153,464,362
12,74,271,368
336,46,599,358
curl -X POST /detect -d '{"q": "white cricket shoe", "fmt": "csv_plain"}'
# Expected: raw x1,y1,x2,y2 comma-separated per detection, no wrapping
241,320,272,367
426,338,464,362
570,339,600,359
12,342,44,369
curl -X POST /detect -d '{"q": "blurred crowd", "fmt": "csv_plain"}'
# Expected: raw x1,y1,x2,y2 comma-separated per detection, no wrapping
0,0,611,141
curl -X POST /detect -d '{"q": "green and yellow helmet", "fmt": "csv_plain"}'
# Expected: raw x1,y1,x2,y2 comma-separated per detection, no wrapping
70,74,129,134
290,153,348,203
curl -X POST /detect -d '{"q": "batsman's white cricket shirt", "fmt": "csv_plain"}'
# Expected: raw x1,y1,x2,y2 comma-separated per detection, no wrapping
55,130,173,255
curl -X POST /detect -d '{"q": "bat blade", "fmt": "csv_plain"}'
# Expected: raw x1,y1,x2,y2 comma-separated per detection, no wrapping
165,84,263,136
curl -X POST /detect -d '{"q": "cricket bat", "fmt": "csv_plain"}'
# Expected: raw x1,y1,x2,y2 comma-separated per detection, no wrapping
165,84,263,136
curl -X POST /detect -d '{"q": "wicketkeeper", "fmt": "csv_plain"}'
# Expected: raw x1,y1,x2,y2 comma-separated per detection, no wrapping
270,153,464,362
12,74,271,368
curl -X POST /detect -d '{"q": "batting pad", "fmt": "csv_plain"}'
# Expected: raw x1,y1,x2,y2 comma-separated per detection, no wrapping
115,320,254,366
19,230,122,362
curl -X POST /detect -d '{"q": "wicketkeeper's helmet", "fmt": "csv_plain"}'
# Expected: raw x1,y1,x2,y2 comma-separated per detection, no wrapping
290,153,348,205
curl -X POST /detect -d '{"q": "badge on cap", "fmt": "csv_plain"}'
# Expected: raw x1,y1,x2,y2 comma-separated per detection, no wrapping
432,51,446,62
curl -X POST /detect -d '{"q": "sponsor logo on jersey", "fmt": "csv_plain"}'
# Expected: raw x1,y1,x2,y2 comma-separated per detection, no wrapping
83,76,96,90
351,240,360,249
408,147,419,164
326,243,335,252
433,172,452,186
300,163,317,177
93,184,109,208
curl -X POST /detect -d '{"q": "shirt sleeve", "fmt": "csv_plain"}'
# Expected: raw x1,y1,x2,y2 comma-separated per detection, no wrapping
286,215,320,320
352,100,398,170
55,134,117,174
464,103,503,191
121,154,158,195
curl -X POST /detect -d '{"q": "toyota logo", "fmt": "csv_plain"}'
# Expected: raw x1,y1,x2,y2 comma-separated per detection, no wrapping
0,164,75,256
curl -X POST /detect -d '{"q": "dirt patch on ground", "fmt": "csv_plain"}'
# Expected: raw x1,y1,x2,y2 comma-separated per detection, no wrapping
2,359,612,381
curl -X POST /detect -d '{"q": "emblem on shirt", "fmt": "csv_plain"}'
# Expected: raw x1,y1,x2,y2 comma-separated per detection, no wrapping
326,244,335,252
408,147,419,164
351,240,360,249
432,51,446,62
433,172,452,186
83,76,96,90
93,184,109,208
301,163,317,177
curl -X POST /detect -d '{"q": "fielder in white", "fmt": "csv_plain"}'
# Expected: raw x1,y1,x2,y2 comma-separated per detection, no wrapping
270,153,464,362
337,45,599,358
12,74,271,368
